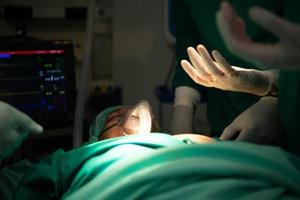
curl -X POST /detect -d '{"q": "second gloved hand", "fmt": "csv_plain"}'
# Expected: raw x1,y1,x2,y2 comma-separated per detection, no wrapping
216,1,300,69
181,45,278,96
0,101,43,157
220,96,285,146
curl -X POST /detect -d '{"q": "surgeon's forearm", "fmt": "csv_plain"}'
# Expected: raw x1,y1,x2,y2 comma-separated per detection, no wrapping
254,69,278,96
264,69,278,96
170,86,201,134
234,68,278,97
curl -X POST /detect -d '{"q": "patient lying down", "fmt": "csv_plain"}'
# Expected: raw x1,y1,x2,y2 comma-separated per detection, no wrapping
1,100,299,200
89,99,213,144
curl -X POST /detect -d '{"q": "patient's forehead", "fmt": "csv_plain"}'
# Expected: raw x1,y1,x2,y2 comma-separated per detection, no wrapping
98,103,160,140
106,107,130,122
105,107,130,127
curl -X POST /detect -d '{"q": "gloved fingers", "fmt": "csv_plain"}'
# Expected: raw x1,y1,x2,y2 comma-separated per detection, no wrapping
216,2,271,66
222,2,249,43
11,107,43,135
216,2,251,51
181,60,211,87
249,6,300,40
236,127,277,145
0,128,30,156
211,50,238,77
219,1,238,27
235,128,258,143
0,129,18,154
217,4,280,69
220,125,240,141
196,45,224,76
187,47,211,78
1,129,19,144
216,12,245,54
217,2,298,69
220,2,249,41
184,47,256,93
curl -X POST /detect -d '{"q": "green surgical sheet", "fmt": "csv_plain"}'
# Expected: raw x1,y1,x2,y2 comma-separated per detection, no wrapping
1,133,300,199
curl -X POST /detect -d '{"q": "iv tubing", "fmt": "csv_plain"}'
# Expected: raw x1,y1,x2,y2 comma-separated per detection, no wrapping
73,0,95,147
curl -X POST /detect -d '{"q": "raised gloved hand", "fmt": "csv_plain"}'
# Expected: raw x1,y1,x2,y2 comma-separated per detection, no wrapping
216,1,300,69
181,45,278,96
220,96,285,146
170,86,200,134
0,101,43,157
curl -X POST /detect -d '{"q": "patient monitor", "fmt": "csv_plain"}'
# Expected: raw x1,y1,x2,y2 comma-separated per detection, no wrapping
0,40,76,129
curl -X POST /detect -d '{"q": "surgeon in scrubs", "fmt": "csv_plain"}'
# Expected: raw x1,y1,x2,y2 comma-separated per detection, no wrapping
181,1,300,156
171,0,283,137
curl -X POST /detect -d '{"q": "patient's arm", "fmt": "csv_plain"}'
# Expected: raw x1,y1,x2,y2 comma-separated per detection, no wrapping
173,134,214,144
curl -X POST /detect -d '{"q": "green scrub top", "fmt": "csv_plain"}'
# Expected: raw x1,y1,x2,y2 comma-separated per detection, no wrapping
172,0,283,136
278,0,300,156
279,71,300,156
2,133,300,199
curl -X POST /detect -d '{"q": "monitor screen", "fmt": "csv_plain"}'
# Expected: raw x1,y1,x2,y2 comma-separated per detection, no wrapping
0,40,76,128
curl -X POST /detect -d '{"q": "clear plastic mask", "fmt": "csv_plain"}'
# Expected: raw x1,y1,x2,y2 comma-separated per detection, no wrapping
120,100,152,135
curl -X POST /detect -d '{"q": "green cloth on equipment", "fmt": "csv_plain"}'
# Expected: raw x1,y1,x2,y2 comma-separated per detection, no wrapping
4,133,300,199
172,0,283,136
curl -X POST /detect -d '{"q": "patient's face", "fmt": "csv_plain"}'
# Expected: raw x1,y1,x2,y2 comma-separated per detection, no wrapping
97,100,214,144
98,100,160,140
